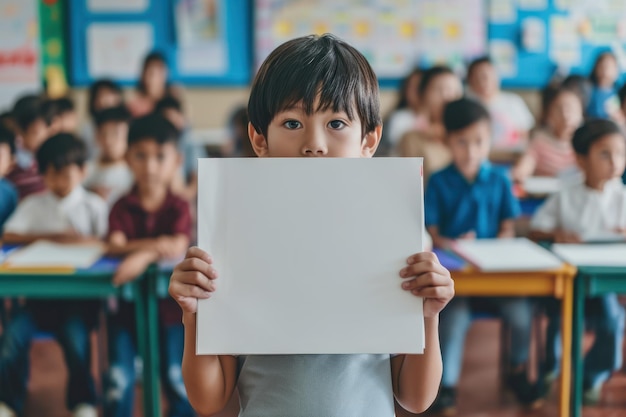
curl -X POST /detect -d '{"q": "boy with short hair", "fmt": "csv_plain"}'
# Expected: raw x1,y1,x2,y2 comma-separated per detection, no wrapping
42,97,79,135
426,97,537,414
530,119,626,404
6,95,51,199
168,34,455,417
0,125,18,231
84,105,134,207
104,113,194,417
0,133,107,417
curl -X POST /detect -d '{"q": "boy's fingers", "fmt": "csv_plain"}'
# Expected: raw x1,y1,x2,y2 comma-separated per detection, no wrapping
410,285,455,299
401,272,451,290
169,281,213,299
186,246,213,264
406,251,440,265
400,259,449,279
174,271,215,292
177,257,218,279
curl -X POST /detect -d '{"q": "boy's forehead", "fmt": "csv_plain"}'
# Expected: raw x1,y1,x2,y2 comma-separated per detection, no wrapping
129,138,178,151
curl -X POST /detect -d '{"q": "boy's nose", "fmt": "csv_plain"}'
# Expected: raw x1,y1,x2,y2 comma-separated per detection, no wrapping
301,132,328,156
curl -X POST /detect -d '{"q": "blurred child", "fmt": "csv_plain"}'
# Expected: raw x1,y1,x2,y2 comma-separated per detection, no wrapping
154,96,207,200
82,79,125,157
466,57,535,153
222,105,255,158
84,105,133,207
382,67,423,153
6,94,51,199
128,52,180,118
512,85,584,182
587,52,624,123
426,98,537,414
0,133,106,417
0,125,17,231
104,113,193,417
530,119,626,404
562,74,593,116
168,34,454,417
397,66,462,180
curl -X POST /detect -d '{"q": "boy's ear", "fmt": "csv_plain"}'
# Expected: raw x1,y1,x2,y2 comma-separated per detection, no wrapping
575,154,588,172
360,125,383,158
248,122,268,157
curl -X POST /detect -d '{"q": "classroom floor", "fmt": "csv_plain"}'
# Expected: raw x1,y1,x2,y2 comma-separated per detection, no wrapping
23,320,626,417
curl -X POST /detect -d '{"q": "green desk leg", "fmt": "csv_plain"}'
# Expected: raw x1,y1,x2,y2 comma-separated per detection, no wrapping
571,274,585,417
136,268,162,417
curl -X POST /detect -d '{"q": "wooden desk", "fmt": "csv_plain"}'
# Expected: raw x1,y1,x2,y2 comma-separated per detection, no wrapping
571,266,626,417
435,249,576,417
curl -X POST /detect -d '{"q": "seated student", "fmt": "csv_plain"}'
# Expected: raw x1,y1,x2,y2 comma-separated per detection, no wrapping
426,98,538,414
0,133,107,417
222,105,256,158
40,97,78,135
6,95,51,199
382,67,423,153
587,51,624,124
466,56,535,153
530,119,626,404
168,33,454,417
397,66,462,181
562,74,593,117
512,84,584,182
0,125,18,231
82,79,125,157
84,105,134,208
104,113,194,417
154,96,207,200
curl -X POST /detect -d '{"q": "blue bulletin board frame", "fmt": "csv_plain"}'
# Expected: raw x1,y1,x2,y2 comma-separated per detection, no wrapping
67,0,251,87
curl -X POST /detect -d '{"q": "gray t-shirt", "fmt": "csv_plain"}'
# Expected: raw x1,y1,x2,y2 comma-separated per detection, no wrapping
237,354,394,417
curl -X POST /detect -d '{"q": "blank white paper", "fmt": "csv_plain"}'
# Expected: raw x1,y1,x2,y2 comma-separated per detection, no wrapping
552,243,626,267
453,238,563,272
196,158,425,355
5,241,103,269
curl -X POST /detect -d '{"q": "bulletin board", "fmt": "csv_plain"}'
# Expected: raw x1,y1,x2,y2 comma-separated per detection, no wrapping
255,0,487,82
68,0,251,86
489,0,626,88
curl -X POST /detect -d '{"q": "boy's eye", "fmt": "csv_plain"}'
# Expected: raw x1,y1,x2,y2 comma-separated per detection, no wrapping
283,120,302,130
328,120,346,130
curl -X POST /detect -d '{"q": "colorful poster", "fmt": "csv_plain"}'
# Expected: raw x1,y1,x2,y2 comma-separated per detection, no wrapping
0,0,40,110
39,0,68,98
87,0,149,13
518,0,548,10
549,16,581,68
489,0,517,24
489,40,517,77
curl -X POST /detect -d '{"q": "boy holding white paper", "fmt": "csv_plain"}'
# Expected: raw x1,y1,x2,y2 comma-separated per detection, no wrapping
530,119,626,404
168,34,454,417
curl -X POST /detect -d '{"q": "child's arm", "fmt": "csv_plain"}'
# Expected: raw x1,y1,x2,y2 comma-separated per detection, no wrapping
528,193,581,243
511,151,536,183
392,252,454,413
427,225,455,250
169,247,238,415
107,230,189,259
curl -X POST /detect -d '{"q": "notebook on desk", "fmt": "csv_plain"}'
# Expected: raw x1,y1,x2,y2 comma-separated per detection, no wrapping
0,241,104,272
452,238,564,272
551,243,626,267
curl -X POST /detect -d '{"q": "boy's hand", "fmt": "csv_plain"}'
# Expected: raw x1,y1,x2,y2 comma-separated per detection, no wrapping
112,250,158,286
459,230,476,240
168,247,218,314
555,229,582,243
155,236,182,259
399,252,454,318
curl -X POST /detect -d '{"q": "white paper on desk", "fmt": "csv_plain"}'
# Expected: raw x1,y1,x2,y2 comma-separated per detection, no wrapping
196,158,425,355
552,244,626,267
5,241,103,269
523,176,561,196
452,238,563,272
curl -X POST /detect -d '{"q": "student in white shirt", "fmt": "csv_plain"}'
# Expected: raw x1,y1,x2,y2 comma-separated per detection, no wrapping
0,133,107,417
466,57,535,154
84,105,134,208
530,119,626,405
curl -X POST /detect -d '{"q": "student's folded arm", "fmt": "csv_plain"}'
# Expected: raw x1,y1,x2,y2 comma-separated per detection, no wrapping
427,226,453,250
106,230,158,255
497,219,516,238
181,312,237,416
391,316,442,414
511,152,536,182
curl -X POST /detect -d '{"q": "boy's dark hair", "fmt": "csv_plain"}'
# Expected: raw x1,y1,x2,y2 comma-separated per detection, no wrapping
36,133,88,174
54,97,75,113
40,97,75,123
138,51,169,94
572,119,624,156
466,56,492,81
0,124,16,155
93,105,131,128
618,83,626,106
443,97,490,133
128,113,180,147
418,66,455,96
590,51,618,85
248,34,381,138
154,95,183,114
88,79,123,118
12,94,50,132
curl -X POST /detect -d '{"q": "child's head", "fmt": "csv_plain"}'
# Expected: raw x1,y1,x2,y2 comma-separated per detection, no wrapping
618,83,626,117
247,34,382,158
127,113,181,189
36,133,88,198
12,95,51,152
443,98,492,179
43,97,78,133
0,124,16,178
138,51,169,97
572,119,626,184
418,66,463,122
541,85,583,139
467,56,499,100
562,74,592,110
89,79,124,119
154,96,186,131
590,51,619,88
396,68,422,111
94,105,131,163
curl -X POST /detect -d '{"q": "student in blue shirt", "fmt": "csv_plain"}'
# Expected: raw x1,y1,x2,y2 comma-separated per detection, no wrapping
426,97,539,414
587,51,623,124
0,124,18,231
